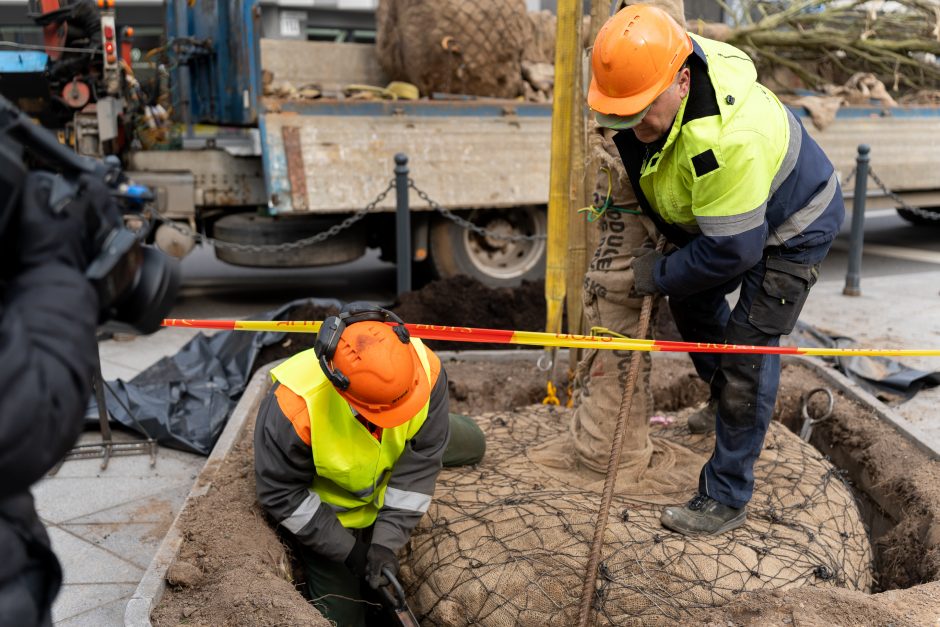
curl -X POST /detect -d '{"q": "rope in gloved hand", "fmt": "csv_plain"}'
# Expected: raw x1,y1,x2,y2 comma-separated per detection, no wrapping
575,235,664,627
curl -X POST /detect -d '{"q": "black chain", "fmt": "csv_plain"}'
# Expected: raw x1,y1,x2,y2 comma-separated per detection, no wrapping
842,166,856,186
408,179,548,242
868,167,940,221
150,180,396,253
844,165,940,221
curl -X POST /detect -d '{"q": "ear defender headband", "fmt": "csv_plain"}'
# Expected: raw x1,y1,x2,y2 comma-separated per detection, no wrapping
314,303,410,390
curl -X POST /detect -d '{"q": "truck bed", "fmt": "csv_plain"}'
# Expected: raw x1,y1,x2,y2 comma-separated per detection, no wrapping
259,38,940,215
260,99,551,214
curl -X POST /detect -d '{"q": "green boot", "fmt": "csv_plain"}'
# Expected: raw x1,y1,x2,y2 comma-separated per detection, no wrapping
660,493,746,536
687,399,718,434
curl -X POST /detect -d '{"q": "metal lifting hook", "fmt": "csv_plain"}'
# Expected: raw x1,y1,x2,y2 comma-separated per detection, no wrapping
799,387,835,442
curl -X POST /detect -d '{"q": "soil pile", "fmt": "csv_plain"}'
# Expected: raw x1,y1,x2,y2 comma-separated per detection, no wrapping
392,275,547,351
443,358,568,416
151,403,330,626
691,580,940,626
252,276,549,362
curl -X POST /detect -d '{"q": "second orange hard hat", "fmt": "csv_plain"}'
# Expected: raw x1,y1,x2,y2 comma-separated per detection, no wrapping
329,320,430,429
588,4,693,117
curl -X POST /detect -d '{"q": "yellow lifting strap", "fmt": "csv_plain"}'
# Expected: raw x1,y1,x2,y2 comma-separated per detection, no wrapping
566,368,575,408
590,326,628,339
543,0,582,401
542,380,561,406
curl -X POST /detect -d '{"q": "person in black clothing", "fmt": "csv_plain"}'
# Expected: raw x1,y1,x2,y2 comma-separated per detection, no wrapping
0,133,101,626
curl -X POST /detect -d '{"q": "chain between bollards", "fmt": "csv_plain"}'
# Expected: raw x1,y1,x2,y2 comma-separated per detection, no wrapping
394,153,412,297
843,144,869,296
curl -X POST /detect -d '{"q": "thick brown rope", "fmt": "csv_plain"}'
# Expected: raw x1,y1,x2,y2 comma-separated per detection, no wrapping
576,235,666,627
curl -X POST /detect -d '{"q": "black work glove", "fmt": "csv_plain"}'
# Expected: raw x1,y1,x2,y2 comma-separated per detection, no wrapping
630,246,664,296
16,171,109,271
365,544,399,591
343,537,369,578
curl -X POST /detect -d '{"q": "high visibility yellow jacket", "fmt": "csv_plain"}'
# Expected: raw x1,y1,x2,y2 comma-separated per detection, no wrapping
270,340,432,528
254,340,449,561
613,34,844,296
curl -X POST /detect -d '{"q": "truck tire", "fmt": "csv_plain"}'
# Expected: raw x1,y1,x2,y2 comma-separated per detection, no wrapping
429,207,546,288
212,212,367,267
897,206,940,227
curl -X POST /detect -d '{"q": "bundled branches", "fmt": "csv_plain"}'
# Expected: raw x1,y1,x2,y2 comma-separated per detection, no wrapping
704,0,940,95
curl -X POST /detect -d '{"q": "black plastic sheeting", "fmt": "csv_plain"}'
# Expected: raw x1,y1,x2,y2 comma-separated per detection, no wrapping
86,297,342,456
788,321,940,404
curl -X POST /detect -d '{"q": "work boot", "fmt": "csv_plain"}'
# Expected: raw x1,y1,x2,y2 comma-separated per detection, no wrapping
660,493,746,536
687,399,718,434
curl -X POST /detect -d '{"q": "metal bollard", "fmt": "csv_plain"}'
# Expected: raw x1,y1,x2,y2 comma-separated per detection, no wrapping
394,153,411,297
843,144,870,296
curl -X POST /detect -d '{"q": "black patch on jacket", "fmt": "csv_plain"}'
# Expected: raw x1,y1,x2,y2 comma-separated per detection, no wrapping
691,149,720,177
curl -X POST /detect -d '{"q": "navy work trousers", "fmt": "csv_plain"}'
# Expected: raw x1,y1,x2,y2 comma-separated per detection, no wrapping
668,241,831,509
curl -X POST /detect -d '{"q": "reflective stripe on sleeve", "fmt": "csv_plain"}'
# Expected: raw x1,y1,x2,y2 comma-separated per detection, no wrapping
769,171,839,245
383,487,432,513
696,203,766,237
770,109,802,195
280,490,323,534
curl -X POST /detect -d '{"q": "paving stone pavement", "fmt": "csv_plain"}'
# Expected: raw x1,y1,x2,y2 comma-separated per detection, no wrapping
798,271,940,449
33,328,207,626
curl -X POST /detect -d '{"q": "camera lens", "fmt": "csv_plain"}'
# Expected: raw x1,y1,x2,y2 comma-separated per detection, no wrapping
110,245,181,334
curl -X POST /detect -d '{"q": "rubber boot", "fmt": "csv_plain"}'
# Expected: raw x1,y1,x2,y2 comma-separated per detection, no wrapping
687,399,718,434
660,493,746,536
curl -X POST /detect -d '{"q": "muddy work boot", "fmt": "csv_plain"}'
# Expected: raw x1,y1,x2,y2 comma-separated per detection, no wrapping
687,399,718,434
660,493,746,536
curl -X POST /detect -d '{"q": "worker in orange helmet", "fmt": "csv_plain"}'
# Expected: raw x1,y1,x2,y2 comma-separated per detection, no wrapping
254,304,485,625
588,6,843,535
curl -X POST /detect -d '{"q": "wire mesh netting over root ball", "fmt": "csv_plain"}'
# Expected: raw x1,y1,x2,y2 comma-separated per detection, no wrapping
401,405,872,625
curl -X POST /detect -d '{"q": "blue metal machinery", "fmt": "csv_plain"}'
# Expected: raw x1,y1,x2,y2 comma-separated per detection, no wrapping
165,0,261,128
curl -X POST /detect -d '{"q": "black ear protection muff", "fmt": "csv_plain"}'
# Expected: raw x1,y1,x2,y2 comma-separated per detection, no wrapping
314,303,410,390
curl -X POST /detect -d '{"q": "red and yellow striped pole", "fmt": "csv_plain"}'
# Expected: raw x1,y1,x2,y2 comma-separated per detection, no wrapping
161,318,940,358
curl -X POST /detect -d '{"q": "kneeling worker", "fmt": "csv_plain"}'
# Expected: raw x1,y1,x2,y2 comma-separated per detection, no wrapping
254,305,485,625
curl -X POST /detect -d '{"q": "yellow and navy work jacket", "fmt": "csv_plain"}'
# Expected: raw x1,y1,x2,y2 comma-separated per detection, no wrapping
613,34,844,296
254,340,448,562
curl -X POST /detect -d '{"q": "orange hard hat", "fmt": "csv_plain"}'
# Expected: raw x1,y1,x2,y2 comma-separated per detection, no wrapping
588,4,693,116
328,321,429,429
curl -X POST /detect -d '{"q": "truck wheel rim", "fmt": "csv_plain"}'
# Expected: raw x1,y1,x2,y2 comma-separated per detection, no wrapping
461,208,546,280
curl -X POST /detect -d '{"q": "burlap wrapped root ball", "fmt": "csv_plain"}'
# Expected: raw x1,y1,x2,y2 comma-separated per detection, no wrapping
375,0,530,99
403,405,872,626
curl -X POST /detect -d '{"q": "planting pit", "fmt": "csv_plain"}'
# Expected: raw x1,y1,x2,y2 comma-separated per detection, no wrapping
147,351,940,626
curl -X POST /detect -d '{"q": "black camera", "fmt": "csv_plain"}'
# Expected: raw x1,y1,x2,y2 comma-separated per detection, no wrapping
0,94,179,333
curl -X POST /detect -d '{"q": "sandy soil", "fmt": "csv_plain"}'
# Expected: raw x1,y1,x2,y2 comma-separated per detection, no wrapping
693,581,940,626
151,418,330,626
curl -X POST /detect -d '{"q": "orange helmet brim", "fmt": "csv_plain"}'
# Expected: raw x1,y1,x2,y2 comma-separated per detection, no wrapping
588,69,677,117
